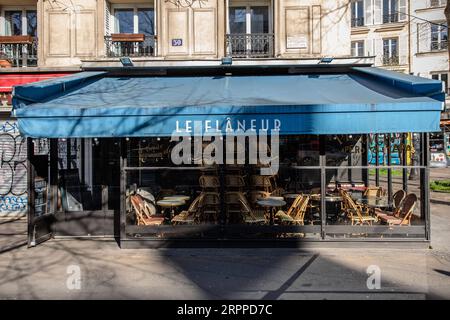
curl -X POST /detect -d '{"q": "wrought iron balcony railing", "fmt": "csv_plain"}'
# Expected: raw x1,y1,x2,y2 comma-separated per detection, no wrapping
0,36,38,67
351,17,365,27
104,34,156,57
382,55,400,66
431,41,448,51
383,13,399,24
226,33,274,58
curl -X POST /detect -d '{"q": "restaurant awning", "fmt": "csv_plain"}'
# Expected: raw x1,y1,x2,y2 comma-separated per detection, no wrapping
0,72,74,93
11,67,445,138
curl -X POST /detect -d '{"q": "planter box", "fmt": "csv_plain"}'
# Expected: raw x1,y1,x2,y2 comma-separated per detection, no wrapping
0,35,33,44
111,33,145,42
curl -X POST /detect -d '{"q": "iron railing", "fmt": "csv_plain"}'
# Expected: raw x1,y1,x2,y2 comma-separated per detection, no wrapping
383,13,399,24
382,55,400,66
104,34,156,57
226,33,274,58
351,17,365,27
0,37,38,67
431,41,448,51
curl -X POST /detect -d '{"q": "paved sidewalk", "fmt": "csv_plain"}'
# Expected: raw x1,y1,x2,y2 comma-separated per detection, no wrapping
0,205,449,300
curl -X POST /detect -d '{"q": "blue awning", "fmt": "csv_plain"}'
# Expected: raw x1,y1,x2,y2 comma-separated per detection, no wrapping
12,67,445,137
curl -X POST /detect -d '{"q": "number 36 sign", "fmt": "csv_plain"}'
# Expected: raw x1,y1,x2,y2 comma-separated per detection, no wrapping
171,39,183,46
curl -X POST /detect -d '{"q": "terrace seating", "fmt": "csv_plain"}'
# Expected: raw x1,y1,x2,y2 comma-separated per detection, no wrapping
375,189,406,219
172,193,204,224
340,190,377,225
364,186,386,198
276,195,310,225
378,194,417,226
130,194,165,226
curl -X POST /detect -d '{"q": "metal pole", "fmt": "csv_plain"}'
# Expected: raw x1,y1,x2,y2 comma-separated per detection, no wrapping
387,134,393,205
375,134,380,186
119,138,127,246
50,139,58,214
423,133,431,241
402,133,408,192
320,136,326,240
362,134,369,186
27,138,36,247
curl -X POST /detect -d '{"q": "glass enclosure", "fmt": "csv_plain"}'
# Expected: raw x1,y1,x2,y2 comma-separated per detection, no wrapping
119,133,429,241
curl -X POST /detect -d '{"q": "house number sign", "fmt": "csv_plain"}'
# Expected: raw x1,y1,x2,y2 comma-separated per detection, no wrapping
172,39,183,46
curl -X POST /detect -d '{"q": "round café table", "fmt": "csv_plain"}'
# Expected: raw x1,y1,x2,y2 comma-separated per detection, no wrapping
157,199,186,221
163,195,190,202
283,193,302,200
257,198,286,225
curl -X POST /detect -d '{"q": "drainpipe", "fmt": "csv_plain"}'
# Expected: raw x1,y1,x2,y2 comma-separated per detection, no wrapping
225,0,230,56
407,0,412,74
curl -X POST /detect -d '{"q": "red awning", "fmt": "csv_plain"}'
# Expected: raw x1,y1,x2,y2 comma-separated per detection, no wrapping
0,73,74,93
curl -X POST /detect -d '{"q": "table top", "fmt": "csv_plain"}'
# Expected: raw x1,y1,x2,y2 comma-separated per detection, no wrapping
156,199,185,207
353,196,389,208
257,199,286,207
283,193,302,199
163,195,190,201
310,194,343,202
266,196,285,201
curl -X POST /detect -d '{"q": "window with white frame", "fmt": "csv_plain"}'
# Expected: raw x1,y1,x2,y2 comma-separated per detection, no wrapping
112,5,154,35
432,73,449,94
351,41,365,56
351,0,364,27
229,5,270,34
1,8,37,36
430,0,446,8
431,23,448,51
382,38,399,65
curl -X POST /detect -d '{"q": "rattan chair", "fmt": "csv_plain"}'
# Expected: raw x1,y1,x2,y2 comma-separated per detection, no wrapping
172,193,204,224
197,192,220,223
379,193,417,226
275,194,303,223
340,190,377,225
364,186,385,198
199,175,220,190
375,189,406,219
130,194,165,226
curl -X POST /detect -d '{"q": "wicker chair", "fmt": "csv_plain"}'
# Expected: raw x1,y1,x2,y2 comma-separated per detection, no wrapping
250,175,273,192
364,186,385,198
379,194,417,226
197,192,220,223
172,193,204,224
130,194,165,226
199,175,220,191
275,194,303,223
225,175,246,189
375,189,406,219
340,190,377,225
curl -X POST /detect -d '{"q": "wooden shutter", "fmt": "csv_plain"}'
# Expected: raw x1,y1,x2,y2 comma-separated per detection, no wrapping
373,0,382,24
417,22,431,54
399,0,407,22
364,0,373,25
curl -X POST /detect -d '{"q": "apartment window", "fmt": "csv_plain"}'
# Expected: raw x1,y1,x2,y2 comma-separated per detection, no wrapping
383,0,399,23
432,73,449,94
351,0,364,27
430,0,446,7
351,41,365,56
229,6,269,34
431,23,448,51
383,38,399,65
2,9,37,36
113,6,154,35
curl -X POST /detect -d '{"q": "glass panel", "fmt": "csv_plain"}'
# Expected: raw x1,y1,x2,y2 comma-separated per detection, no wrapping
26,10,37,36
114,9,134,33
250,6,269,33
57,139,119,212
229,7,246,34
5,11,22,36
138,8,154,35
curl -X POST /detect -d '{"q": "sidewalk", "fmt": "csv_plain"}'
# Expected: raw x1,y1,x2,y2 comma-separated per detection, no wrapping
0,205,449,299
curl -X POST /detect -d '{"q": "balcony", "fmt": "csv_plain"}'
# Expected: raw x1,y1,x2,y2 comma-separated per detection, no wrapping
351,17,365,27
431,41,448,51
383,13,399,24
0,36,38,67
382,55,399,66
226,34,274,58
104,34,156,57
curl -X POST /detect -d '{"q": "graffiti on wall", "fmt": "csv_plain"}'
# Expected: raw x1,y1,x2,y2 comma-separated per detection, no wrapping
0,121,27,214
